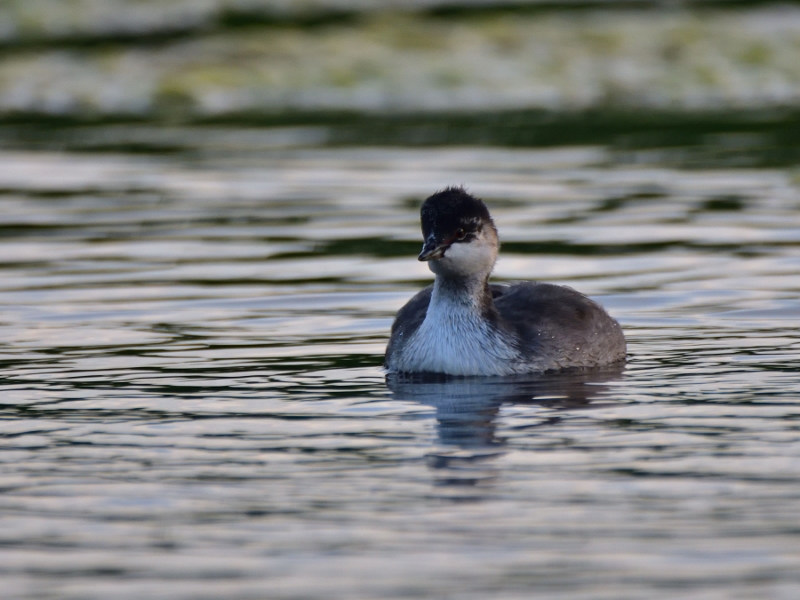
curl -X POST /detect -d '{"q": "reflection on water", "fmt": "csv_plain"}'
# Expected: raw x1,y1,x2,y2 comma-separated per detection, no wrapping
389,368,624,496
389,367,624,449
0,142,799,599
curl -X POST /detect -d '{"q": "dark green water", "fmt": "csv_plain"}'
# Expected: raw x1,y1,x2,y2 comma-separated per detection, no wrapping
1,114,799,598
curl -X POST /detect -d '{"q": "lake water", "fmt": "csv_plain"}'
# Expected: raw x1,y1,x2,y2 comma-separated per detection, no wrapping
1,126,800,599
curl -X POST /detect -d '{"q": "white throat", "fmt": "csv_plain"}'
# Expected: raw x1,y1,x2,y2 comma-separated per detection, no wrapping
428,228,498,281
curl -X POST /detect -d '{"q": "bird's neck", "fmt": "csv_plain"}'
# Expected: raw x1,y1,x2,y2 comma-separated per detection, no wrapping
430,273,493,315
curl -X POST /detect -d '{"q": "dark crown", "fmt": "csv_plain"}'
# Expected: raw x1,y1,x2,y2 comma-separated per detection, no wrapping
420,187,493,239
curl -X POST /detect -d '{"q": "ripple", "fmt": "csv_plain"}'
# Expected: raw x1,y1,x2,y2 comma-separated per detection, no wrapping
0,144,799,599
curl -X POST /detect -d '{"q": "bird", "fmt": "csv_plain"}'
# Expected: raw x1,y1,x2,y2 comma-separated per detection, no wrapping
385,187,626,376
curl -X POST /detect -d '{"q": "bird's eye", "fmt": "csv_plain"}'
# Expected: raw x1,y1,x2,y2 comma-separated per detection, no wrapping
455,228,466,240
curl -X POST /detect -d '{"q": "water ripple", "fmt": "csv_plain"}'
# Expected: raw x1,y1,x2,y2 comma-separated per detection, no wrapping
0,146,799,598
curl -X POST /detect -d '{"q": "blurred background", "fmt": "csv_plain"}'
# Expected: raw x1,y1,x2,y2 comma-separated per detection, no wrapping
1,0,800,159
2,2,800,600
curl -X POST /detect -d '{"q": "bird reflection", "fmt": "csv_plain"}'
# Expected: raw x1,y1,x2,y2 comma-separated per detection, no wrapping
386,366,624,495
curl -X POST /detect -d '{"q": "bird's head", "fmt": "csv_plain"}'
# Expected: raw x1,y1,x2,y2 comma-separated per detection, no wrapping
418,187,499,279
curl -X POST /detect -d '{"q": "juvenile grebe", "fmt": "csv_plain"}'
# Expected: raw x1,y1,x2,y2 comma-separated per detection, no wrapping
385,187,626,376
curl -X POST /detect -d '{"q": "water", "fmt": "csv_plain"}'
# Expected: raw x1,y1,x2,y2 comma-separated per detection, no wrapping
1,133,800,599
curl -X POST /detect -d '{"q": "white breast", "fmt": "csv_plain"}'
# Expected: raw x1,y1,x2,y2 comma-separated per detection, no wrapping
394,296,522,376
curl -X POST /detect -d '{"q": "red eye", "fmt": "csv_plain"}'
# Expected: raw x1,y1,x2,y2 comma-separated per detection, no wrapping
455,228,466,240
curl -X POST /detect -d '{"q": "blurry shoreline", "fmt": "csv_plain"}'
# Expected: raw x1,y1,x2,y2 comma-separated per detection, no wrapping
2,1,800,120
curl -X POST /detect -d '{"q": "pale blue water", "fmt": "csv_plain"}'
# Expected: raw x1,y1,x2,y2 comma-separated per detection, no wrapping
1,139,800,599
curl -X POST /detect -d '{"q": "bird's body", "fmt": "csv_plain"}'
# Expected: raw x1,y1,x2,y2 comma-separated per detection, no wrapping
385,188,626,376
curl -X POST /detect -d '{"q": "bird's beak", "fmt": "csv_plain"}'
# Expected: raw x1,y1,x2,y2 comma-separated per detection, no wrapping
418,238,447,261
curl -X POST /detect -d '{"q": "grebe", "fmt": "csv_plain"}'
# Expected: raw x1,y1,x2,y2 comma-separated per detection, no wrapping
385,187,626,376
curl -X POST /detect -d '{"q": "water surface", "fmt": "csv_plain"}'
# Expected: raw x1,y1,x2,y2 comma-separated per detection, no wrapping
1,140,800,599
